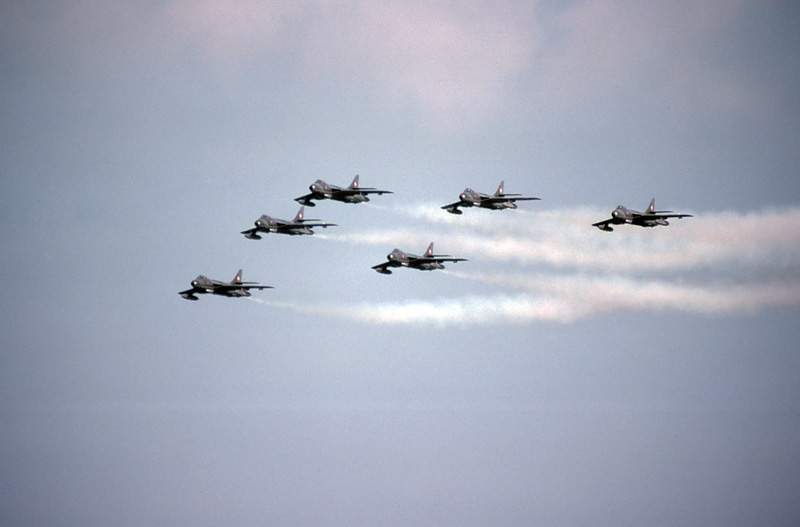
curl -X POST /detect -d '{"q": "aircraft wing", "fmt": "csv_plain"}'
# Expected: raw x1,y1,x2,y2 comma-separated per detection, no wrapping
293,222,337,228
484,195,540,203
219,283,274,291
333,188,392,197
421,256,468,264
648,213,693,219
178,288,200,300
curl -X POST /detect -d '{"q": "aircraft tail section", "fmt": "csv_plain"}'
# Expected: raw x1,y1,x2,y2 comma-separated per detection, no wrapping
425,242,434,257
647,198,674,214
293,206,305,223
233,269,243,284
494,181,505,196
348,174,360,189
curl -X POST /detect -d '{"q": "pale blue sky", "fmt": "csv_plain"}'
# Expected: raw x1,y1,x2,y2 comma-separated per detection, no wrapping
2,1,799,525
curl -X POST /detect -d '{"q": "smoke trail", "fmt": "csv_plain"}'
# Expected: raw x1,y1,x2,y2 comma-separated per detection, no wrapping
250,273,800,326
320,204,800,273
263,205,800,325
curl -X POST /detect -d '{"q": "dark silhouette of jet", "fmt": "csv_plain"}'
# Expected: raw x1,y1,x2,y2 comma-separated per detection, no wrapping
179,269,272,300
241,206,336,239
592,199,693,231
295,175,392,207
371,242,467,275
442,181,539,214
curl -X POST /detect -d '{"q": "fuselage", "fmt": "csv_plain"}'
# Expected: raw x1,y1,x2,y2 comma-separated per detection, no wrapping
191,276,250,297
255,215,314,235
458,188,519,210
385,249,444,270
610,206,669,227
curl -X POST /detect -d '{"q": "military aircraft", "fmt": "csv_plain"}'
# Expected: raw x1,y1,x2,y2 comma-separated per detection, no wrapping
441,181,540,214
241,206,336,239
295,175,392,207
179,269,273,300
371,242,467,274
592,199,693,231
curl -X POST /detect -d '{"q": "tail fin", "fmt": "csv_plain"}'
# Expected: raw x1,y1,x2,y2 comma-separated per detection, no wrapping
293,206,305,223
349,174,360,189
233,269,243,284
647,199,674,214
426,242,434,257
495,181,505,196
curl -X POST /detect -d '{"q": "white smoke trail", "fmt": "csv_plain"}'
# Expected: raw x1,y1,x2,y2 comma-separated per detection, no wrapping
250,273,800,326
320,204,800,273
263,205,800,325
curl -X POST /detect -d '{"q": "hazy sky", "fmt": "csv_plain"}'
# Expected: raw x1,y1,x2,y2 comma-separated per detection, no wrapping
2,1,799,525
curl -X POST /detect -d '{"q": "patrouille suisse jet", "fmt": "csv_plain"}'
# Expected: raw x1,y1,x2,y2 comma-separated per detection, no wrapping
371,242,468,275
179,269,273,300
241,206,336,239
592,199,693,231
295,175,392,207
441,181,540,214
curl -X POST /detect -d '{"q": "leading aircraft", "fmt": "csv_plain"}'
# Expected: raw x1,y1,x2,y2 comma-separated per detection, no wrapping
371,242,467,274
441,181,540,214
592,199,693,231
179,269,273,300
241,206,336,239
295,175,392,207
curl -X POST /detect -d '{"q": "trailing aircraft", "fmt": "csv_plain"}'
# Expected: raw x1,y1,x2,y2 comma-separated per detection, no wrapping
441,181,539,214
179,269,273,300
295,175,392,206
241,206,335,239
592,199,693,231
371,242,467,275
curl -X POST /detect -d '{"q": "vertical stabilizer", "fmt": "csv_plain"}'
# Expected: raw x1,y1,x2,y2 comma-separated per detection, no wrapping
495,181,505,196
425,242,435,257
293,206,305,223
349,175,360,189
233,269,243,284
647,199,655,214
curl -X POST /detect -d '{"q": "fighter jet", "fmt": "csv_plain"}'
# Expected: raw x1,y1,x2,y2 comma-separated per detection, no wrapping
441,181,540,214
295,175,392,207
592,199,693,231
241,206,336,239
371,242,467,275
179,269,273,300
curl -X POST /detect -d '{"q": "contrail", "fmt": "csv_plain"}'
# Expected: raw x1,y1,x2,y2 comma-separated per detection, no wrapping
264,205,800,325
320,204,800,273
249,273,800,326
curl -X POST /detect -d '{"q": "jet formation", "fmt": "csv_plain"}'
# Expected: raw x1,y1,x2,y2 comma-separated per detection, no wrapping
181,175,694,299
592,199,693,232
179,269,272,301
371,242,468,275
